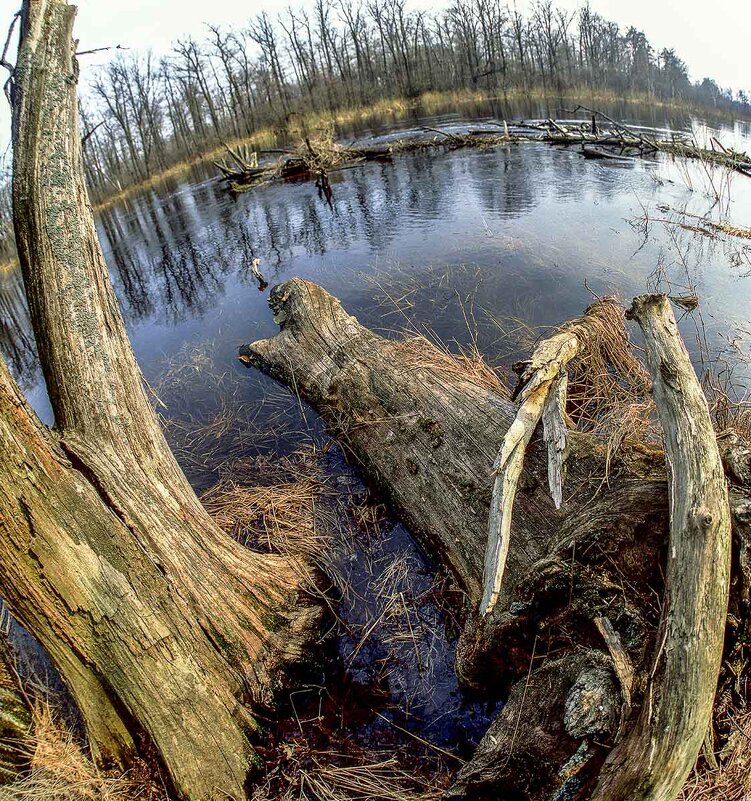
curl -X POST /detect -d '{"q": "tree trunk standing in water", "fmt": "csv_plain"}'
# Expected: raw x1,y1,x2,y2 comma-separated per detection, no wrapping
1,3,319,799
244,280,747,801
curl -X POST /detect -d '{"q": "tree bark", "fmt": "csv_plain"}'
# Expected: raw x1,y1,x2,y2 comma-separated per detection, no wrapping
243,279,747,801
589,294,731,801
2,4,319,799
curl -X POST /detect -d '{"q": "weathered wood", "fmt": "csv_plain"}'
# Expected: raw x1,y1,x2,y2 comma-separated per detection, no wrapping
595,616,634,742
447,650,619,801
243,280,747,801
590,294,732,801
482,301,625,616
242,279,612,607
243,282,656,607
4,4,320,799
449,480,671,799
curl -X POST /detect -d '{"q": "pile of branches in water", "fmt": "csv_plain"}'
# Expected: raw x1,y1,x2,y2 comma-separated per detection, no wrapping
213,127,387,194
214,106,751,197
213,126,523,194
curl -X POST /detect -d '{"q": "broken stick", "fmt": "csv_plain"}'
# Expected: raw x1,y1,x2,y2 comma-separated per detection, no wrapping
481,297,629,615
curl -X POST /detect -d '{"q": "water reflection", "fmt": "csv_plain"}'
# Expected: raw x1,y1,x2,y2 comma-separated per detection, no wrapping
2,113,750,414
0,270,35,389
2,106,750,767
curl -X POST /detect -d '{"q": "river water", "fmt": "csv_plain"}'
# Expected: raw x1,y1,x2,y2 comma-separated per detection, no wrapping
3,103,751,785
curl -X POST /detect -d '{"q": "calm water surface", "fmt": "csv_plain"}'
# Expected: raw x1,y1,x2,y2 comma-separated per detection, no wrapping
3,106,751,770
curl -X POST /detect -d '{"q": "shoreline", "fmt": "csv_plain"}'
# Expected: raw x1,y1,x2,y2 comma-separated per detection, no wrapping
1,87,748,275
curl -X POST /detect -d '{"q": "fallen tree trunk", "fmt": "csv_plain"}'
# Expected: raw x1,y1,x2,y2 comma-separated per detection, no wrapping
243,280,748,801
242,281,647,608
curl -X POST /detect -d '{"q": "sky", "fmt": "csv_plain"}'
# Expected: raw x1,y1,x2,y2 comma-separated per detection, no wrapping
0,0,748,161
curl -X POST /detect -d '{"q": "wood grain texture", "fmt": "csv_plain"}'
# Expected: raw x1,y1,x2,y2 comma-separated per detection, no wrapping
590,294,732,801
245,280,746,800
3,4,319,798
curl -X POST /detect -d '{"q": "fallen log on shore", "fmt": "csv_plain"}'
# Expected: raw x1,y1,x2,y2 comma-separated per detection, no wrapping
241,279,750,800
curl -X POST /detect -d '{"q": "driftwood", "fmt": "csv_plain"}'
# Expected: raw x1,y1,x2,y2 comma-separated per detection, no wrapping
215,115,701,195
242,280,749,800
590,295,731,800
216,111,751,201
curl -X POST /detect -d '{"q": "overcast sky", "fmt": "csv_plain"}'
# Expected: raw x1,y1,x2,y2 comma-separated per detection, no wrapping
0,0,748,162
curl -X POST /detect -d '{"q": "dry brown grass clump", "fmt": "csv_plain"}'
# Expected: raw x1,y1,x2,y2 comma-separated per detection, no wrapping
201,451,339,593
708,389,751,447
295,758,443,801
250,739,447,801
0,706,164,801
563,296,659,455
294,125,359,173
395,335,510,399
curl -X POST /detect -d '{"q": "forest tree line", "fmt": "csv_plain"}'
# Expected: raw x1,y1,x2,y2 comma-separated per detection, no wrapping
0,0,749,263
76,0,750,197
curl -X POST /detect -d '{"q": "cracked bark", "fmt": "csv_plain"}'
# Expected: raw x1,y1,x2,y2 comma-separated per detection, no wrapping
243,280,746,801
1,3,319,799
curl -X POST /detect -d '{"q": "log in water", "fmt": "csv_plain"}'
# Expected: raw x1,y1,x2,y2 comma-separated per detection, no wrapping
243,279,751,801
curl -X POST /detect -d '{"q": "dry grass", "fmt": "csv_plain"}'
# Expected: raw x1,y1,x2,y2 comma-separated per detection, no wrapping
368,263,657,457
563,296,659,456
706,376,751,447
677,708,751,801
297,758,443,801
250,736,448,801
152,339,307,489
366,262,515,400
394,335,510,399
201,450,341,594
0,705,164,801
294,125,359,173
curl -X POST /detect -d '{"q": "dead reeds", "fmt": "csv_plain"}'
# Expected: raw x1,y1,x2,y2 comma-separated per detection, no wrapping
201,450,340,594
0,704,164,801
152,339,308,490
298,758,444,801
294,125,360,174
677,708,751,801
251,741,448,801
395,335,510,399
563,295,658,454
